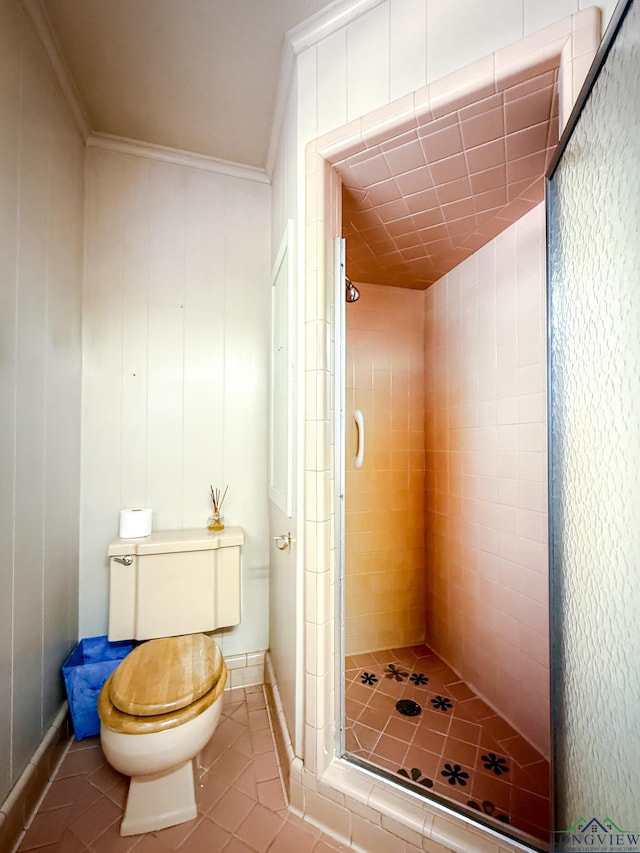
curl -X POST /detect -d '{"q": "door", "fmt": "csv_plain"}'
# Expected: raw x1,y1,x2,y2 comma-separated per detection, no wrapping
548,0,640,835
267,221,301,754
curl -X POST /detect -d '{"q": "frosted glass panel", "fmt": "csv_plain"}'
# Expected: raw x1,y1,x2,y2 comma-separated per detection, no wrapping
548,0,640,834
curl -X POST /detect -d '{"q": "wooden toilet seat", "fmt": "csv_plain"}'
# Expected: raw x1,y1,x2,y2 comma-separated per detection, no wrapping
98,634,226,735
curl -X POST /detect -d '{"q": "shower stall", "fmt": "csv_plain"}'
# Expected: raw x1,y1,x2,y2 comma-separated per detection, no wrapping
294,12,601,853
339,201,551,845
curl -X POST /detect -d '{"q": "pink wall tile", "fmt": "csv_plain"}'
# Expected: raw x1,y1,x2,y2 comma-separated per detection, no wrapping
383,138,426,173
506,122,550,160
366,178,403,205
345,282,426,655
507,150,547,184
429,152,468,185
460,107,506,149
349,153,393,187
505,86,555,135
505,69,556,102
470,164,508,196
466,137,506,175
420,122,465,163
424,203,549,757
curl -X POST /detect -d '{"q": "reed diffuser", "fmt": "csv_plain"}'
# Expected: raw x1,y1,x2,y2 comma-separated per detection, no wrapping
208,485,228,531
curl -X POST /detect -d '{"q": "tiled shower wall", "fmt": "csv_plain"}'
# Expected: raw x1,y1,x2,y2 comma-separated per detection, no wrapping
344,206,548,756
345,283,426,654
424,203,549,757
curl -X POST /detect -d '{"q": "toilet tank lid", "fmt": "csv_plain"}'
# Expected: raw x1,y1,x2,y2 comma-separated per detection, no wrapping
108,526,244,557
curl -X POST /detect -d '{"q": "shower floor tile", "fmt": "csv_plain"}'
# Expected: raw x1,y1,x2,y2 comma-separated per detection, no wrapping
344,645,550,843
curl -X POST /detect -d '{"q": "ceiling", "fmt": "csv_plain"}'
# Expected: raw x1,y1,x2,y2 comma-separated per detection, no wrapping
39,0,561,290
41,0,332,169
339,68,559,289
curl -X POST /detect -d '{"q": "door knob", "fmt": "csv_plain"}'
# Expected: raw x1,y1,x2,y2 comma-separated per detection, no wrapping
272,532,292,551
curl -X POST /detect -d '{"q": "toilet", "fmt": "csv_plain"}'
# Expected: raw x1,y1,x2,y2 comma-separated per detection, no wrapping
98,527,243,836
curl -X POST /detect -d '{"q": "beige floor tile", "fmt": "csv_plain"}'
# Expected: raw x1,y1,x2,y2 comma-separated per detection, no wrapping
210,787,256,834
18,687,352,853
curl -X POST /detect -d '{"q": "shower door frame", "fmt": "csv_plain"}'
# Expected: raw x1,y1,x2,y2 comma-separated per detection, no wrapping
334,235,348,763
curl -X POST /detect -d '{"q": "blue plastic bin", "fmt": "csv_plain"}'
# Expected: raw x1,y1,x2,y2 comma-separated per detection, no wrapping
62,635,134,739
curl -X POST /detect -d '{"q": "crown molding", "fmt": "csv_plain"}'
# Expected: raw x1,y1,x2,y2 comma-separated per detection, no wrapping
87,133,270,184
287,0,385,55
266,0,385,178
20,0,91,141
21,0,268,182
22,0,383,182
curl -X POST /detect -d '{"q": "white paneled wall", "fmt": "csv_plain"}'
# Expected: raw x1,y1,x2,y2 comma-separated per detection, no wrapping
81,147,271,658
0,0,84,804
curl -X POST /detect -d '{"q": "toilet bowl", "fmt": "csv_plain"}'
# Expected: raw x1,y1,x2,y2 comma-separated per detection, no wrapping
98,633,227,836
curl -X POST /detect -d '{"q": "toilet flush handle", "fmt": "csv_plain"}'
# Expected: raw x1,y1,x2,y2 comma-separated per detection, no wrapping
113,555,133,566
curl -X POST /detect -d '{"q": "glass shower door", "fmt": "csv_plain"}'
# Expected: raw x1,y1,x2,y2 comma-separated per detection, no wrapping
547,0,640,838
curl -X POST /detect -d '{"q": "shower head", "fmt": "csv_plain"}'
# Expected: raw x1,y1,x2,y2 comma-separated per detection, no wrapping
345,276,360,303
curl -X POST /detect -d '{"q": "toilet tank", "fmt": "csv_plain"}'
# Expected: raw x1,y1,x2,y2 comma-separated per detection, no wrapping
107,528,243,641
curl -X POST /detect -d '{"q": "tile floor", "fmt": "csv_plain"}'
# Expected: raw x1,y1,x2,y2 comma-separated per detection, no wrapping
16,686,349,853
344,645,550,844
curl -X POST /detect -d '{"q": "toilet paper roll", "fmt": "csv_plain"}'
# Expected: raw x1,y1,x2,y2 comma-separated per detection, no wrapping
119,508,152,539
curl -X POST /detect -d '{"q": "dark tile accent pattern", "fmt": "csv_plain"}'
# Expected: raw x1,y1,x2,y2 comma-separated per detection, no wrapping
344,644,550,843
397,767,433,788
468,799,510,823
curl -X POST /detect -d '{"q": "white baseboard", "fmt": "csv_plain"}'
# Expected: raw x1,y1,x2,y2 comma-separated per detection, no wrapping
264,651,296,798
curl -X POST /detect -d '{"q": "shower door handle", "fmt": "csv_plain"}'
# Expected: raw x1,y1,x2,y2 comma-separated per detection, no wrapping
354,409,364,469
